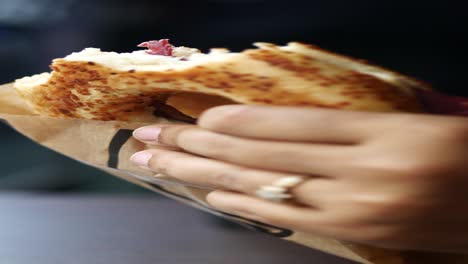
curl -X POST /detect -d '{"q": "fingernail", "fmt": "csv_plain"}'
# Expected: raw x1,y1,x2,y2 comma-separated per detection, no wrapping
130,151,153,167
133,127,161,142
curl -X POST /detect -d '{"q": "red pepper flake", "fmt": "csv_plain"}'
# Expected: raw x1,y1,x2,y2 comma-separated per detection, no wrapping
137,39,173,56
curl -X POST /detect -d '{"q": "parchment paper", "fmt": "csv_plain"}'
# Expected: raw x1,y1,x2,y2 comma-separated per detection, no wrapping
2,83,467,264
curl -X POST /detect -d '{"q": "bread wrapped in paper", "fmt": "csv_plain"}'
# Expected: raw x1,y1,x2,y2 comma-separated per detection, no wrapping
9,40,468,264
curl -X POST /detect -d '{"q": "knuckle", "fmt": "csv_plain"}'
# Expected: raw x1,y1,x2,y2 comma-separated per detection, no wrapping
147,152,175,174
158,125,199,147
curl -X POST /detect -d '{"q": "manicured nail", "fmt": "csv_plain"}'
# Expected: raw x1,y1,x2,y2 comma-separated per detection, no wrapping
130,151,153,167
133,127,161,142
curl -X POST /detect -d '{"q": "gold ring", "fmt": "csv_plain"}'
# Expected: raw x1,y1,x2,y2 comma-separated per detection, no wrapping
255,176,304,203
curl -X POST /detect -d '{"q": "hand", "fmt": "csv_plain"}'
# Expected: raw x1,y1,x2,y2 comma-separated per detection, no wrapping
130,105,468,253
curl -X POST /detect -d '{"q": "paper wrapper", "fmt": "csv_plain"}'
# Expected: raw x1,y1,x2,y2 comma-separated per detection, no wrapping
1,82,468,264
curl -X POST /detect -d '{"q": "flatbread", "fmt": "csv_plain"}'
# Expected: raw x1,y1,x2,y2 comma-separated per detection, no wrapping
14,42,428,122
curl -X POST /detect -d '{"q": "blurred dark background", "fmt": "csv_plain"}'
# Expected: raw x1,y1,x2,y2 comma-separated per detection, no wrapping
0,0,467,192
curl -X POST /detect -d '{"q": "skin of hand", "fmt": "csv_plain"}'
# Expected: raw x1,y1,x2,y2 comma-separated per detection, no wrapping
130,105,468,253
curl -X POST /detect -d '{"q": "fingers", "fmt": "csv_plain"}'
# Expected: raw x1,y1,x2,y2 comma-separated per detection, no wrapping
136,126,353,175
131,148,287,194
206,190,321,230
129,148,400,244
130,148,335,207
205,191,366,241
198,105,390,143
132,124,190,149
206,191,448,250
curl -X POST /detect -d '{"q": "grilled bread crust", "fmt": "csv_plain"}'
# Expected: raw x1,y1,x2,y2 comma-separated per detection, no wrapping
14,42,428,122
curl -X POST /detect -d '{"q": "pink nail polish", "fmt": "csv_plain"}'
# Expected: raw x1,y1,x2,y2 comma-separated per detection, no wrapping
130,151,153,167
133,127,161,142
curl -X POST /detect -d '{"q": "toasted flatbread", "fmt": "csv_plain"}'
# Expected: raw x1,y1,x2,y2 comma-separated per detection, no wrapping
14,42,428,122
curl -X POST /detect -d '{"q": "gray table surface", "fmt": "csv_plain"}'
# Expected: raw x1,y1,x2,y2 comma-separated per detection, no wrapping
0,193,356,264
